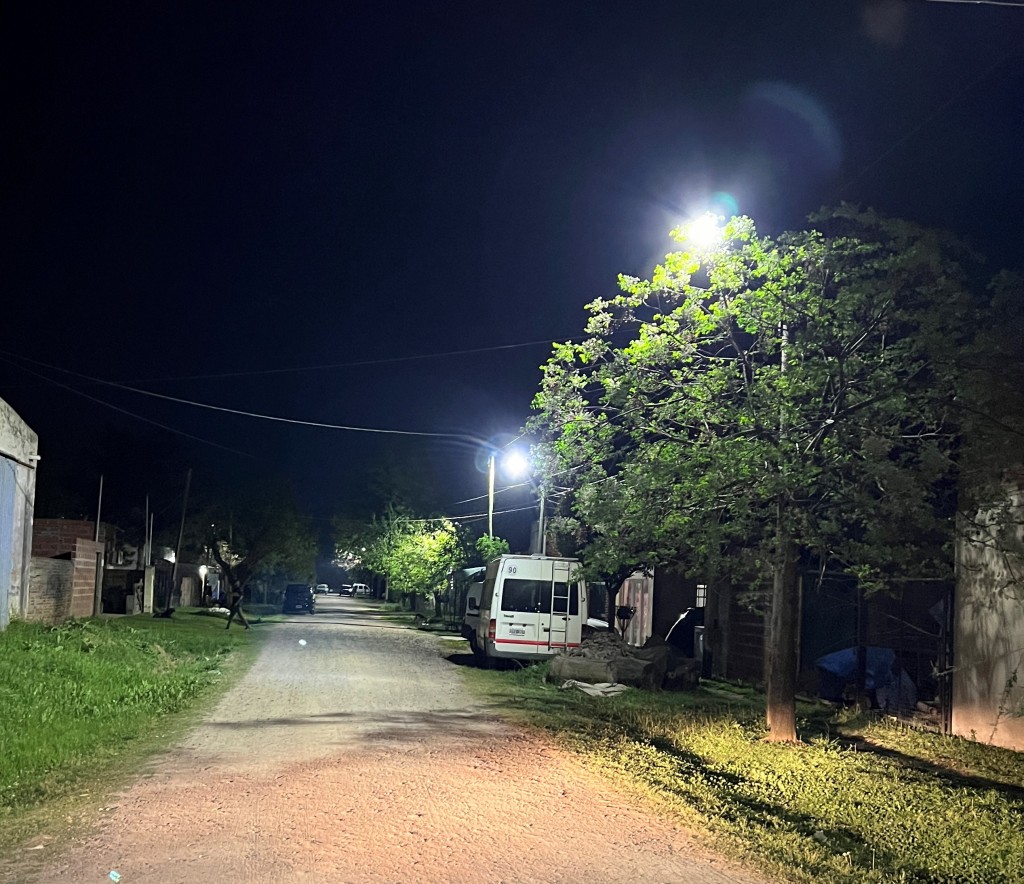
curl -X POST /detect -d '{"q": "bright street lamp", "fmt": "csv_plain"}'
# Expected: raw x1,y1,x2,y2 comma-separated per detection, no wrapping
683,211,725,251
486,448,547,554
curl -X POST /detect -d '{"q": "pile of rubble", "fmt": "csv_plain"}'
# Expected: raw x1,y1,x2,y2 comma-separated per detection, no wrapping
548,630,701,691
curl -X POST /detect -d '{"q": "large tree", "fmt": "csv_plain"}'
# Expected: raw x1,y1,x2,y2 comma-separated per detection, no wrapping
531,206,986,741
200,482,317,600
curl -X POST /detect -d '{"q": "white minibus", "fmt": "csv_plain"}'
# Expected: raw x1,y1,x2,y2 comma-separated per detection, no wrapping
464,554,587,666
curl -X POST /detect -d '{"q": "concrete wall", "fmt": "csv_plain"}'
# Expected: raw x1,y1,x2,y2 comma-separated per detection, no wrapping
952,478,1024,751
0,397,39,629
26,557,74,624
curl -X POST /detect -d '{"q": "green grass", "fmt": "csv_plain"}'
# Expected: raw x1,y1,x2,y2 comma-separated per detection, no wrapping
459,656,1024,883
0,612,260,821
5,615,1021,882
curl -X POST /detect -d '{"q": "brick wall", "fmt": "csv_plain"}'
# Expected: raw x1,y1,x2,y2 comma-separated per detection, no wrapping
32,519,107,559
26,541,104,623
26,557,74,624
70,538,104,618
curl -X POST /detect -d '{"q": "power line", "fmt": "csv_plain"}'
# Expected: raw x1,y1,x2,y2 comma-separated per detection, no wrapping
400,504,540,524
0,354,254,458
0,349,471,439
838,43,1021,196
924,0,1024,7
112,337,577,385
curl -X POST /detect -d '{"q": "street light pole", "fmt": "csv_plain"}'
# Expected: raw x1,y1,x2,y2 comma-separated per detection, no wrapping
487,453,496,538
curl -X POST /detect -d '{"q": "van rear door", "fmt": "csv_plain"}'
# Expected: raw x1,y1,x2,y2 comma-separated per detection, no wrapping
547,558,572,650
490,557,584,657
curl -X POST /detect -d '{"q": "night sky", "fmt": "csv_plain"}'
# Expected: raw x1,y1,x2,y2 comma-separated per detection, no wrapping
3,2,1023,542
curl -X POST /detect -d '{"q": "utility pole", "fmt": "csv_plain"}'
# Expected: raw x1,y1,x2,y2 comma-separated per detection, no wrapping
169,468,192,611
94,474,104,542
143,494,149,568
538,487,546,555
487,453,496,537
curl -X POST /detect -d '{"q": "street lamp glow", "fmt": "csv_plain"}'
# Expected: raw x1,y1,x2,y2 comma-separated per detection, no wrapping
500,450,530,481
685,212,725,251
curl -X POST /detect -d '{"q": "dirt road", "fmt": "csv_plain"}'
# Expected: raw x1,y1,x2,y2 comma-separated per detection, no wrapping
14,598,768,883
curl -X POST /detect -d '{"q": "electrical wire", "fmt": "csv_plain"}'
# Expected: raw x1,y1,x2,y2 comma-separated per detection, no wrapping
0,349,471,439
0,354,254,457
399,504,541,524
103,337,579,385
837,43,1021,196
924,0,1024,7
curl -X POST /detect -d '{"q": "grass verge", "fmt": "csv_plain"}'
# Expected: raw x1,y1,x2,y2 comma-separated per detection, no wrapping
457,652,1024,883
0,611,262,855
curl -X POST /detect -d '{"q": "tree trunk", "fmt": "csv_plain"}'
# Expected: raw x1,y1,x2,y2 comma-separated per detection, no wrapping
765,536,800,742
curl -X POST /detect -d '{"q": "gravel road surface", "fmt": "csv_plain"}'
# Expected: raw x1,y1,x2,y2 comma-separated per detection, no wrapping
13,597,769,883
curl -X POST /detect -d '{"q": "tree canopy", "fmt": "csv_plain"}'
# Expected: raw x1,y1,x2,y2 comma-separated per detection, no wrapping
530,205,997,741
337,507,465,601
198,481,317,597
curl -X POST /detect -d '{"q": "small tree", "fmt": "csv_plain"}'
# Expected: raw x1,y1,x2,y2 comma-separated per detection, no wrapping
475,534,510,565
351,509,465,609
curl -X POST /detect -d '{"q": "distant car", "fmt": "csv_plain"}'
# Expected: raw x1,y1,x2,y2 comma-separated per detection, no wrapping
283,583,316,615
339,585,353,596
314,583,329,594
351,582,371,597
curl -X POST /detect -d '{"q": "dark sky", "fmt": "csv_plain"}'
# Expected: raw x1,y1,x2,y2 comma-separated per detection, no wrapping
3,1,1023,541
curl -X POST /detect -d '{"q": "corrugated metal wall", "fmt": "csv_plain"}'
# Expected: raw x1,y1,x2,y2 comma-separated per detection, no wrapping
0,458,16,630
618,572,653,647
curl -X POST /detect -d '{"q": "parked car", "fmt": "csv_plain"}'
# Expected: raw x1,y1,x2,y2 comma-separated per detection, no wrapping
351,583,371,597
282,583,316,614
314,583,329,594
338,584,353,596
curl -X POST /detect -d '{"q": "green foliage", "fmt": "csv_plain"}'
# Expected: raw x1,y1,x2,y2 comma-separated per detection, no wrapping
532,207,981,592
0,615,255,815
475,533,510,564
529,206,1008,737
464,665,1024,883
350,507,465,597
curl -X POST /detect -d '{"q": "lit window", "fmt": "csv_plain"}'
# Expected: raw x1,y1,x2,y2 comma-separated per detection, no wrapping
695,583,707,607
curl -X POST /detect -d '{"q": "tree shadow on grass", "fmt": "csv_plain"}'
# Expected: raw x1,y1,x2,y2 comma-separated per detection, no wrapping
638,734,927,881
831,735,1024,804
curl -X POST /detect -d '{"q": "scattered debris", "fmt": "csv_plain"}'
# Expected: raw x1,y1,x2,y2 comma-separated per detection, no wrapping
559,680,630,697
298,639,308,647
548,631,700,691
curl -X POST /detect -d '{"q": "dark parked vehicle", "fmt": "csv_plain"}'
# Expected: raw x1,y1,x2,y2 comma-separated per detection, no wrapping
282,583,316,615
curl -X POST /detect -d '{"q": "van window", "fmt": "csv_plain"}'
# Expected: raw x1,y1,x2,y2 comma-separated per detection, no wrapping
500,579,578,615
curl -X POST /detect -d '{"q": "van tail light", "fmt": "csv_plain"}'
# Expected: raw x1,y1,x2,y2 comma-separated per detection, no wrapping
488,619,496,641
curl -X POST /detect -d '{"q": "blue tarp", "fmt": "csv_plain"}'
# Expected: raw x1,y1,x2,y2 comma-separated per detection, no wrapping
815,646,896,701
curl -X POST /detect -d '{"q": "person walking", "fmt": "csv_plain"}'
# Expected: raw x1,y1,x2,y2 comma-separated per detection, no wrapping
225,585,250,630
